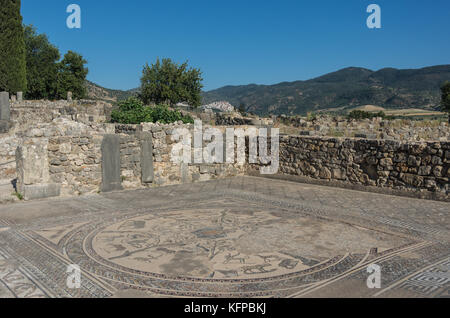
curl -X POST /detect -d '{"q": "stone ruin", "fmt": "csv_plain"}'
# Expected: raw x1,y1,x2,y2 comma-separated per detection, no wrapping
0,91,448,203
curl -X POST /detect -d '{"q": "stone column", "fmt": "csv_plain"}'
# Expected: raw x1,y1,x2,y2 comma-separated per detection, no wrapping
67,91,73,101
0,92,10,133
0,91,10,121
17,91,23,102
15,138,61,200
140,132,154,183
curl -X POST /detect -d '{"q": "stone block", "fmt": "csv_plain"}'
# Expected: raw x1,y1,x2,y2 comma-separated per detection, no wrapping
101,134,123,192
21,183,60,201
16,138,50,193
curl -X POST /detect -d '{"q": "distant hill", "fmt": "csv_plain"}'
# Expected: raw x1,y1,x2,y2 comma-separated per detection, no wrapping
202,65,450,115
86,81,136,102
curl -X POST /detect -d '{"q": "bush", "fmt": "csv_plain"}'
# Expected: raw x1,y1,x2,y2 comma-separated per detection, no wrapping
348,110,385,120
111,97,194,125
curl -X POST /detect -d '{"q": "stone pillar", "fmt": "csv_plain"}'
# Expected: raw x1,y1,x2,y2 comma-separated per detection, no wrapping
0,91,10,121
67,91,73,101
140,132,154,183
11,95,16,102
101,135,123,192
17,91,23,102
15,138,61,200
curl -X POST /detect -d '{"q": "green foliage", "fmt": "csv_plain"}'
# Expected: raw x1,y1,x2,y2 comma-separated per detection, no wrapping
0,0,27,93
57,51,88,99
111,97,194,125
13,191,24,201
441,82,450,112
24,25,60,99
348,110,385,120
140,58,203,107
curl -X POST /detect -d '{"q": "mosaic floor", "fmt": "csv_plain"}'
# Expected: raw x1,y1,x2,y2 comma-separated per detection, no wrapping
0,176,449,298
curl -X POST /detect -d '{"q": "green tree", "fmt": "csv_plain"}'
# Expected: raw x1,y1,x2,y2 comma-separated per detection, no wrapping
57,51,88,99
0,0,27,94
140,58,203,107
441,81,450,123
24,25,60,99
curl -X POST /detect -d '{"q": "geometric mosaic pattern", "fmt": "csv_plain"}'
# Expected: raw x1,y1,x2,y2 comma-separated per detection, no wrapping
398,259,450,296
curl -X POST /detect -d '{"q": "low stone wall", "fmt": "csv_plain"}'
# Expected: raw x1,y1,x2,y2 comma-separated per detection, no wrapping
275,115,449,142
215,114,253,126
269,135,449,200
10,99,112,130
120,123,246,189
11,121,247,197
48,135,103,196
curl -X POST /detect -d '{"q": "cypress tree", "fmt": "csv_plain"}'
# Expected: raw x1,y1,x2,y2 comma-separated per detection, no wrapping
0,0,27,94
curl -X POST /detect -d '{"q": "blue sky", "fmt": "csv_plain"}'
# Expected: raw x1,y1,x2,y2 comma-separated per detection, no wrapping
21,0,450,91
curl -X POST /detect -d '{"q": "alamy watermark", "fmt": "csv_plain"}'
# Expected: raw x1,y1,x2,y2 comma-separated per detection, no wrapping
367,4,381,29
66,264,81,289
367,264,381,289
66,4,81,29
171,120,279,175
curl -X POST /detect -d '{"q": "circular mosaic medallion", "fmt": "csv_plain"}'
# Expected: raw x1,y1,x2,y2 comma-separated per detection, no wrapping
83,207,411,281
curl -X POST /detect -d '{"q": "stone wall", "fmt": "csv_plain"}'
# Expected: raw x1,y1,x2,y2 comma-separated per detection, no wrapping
0,135,18,180
215,114,253,126
10,99,112,131
275,115,449,142
2,98,448,201
119,134,142,189
48,135,103,196
0,99,113,184
10,120,247,198
120,122,247,189
261,135,449,200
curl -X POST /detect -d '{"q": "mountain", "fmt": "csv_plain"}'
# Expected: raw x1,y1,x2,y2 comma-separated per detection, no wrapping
201,65,450,115
86,81,137,102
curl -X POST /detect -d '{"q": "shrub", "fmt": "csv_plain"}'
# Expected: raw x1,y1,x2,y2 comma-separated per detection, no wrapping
111,97,194,125
348,110,385,120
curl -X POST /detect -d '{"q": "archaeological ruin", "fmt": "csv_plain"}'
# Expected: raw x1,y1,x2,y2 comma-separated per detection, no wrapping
0,92,448,203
